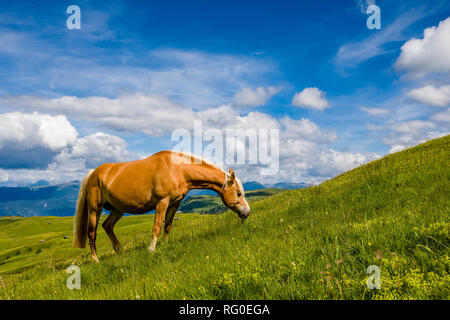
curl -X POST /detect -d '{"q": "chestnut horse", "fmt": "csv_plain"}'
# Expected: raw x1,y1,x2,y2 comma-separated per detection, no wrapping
73,151,250,262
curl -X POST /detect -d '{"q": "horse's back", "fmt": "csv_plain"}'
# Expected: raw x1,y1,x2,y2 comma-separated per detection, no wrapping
90,151,185,213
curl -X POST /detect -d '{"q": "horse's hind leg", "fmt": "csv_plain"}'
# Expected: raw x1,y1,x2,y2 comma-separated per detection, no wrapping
149,197,169,253
87,209,102,262
102,209,124,253
87,188,102,262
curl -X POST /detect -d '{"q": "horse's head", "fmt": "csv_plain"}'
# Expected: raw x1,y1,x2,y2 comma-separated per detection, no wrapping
221,168,250,221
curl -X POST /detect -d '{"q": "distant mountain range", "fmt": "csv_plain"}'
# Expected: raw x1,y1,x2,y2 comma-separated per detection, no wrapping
0,180,308,217
270,181,310,189
0,181,79,217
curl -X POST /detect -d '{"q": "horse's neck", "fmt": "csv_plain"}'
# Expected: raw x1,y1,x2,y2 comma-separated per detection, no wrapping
183,164,225,194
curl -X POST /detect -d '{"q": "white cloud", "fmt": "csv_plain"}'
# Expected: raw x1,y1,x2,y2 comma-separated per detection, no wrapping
0,112,77,151
317,149,379,175
232,86,281,107
281,117,337,143
359,107,391,116
252,117,379,184
395,17,450,77
0,111,131,185
388,144,407,154
0,112,78,169
382,120,448,152
0,170,8,182
387,129,448,154
408,85,450,107
55,132,129,169
362,97,449,154
291,87,330,111
0,162,98,187
0,132,130,186
272,135,379,184
391,120,435,133
430,108,450,123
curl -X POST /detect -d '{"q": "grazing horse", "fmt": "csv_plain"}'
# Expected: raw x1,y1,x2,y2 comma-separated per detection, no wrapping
73,151,250,262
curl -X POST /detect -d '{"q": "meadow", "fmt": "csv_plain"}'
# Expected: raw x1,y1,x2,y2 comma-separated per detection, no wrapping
0,135,449,299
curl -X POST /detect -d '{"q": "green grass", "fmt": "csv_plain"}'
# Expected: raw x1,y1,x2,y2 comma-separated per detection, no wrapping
0,135,449,300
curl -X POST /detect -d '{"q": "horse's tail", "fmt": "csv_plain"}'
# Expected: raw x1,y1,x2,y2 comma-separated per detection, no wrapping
73,169,94,248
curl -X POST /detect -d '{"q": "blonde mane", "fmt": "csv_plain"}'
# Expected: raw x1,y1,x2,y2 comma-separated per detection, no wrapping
169,151,246,192
170,151,229,175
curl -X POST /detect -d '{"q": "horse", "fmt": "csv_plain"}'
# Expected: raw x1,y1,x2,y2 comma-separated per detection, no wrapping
72,151,250,262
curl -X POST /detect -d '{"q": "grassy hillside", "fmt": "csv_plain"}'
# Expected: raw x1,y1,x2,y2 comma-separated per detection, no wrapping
0,135,449,299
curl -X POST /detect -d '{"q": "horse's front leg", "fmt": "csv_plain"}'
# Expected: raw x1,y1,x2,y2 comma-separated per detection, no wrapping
149,197,170,253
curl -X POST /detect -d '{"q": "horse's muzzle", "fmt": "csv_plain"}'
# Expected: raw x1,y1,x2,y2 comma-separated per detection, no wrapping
238,207,250,220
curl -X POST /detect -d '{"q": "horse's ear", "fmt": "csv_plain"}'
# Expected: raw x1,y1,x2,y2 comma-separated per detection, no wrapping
229,168,235,180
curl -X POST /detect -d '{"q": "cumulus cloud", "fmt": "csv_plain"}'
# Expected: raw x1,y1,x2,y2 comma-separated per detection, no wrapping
408,85,450,107
291,87,330,111
395,17,450,77
55,132,129,169
281,117,337,143
0,111,131,186
223,109,281,131
317,150,379,175
359,107,391,116
387,131,448,154
0,112,77,151
0,133,130,186
388,144,407,154
0,112,78,169
273,134,379,183
383,120,448,153
248,117,379,184
232,86,281,107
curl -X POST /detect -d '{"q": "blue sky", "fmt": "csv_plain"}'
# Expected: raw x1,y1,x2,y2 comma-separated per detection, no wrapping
0,0,449,186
